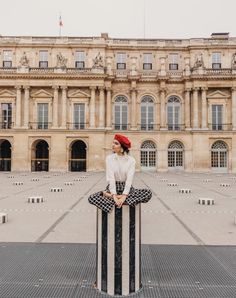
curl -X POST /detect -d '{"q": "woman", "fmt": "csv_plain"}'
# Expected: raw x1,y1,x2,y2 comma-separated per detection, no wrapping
88,134,152,213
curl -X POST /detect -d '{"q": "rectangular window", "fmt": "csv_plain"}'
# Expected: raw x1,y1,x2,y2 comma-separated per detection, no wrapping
143,53,152,70
37,103,48,129
75,51,85,68
212,52,221,69
114,105,127,130
0,103,12,128
168,106,180,130
39,51,48,68
169,53,178,70
117,53,126,69
212,104,223,130
141,105,154,130
74,103,85,129
3,50,12,68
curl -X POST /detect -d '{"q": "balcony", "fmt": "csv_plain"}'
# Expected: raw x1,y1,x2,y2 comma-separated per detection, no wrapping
29,122,52,129
167,124,185,131
205,68,232,75
66,122,88,130
208,123,232,131
0,122,13,129
112,123,131,130
138,123,160,131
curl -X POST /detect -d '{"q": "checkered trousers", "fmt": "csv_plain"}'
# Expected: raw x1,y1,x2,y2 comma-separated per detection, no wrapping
88,181,152,213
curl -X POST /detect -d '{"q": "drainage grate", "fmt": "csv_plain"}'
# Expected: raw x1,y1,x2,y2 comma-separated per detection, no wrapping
0,243,235,298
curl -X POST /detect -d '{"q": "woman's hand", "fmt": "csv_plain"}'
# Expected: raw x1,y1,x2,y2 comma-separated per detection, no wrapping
116,194,127,208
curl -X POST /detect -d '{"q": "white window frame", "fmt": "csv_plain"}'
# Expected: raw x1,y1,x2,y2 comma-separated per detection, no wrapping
75,51,85,68
143,53,152,70
116,53,126,69
39,51,48,68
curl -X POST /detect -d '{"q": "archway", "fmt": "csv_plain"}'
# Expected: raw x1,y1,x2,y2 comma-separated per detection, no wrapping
31,140,49,171
69,140,87,171
0,139,11,171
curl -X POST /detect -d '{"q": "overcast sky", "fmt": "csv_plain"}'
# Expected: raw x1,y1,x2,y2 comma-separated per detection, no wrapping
1,0,236,39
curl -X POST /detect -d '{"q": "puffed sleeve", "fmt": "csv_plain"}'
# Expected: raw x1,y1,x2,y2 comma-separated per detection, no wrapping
106,155,117,195
122,157,136,195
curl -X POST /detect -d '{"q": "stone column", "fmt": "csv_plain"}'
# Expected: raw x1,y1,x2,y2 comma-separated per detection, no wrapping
15,86,22,128
232,87,236,130
98,87,105,128
192,87,199,129
96,204,141,296
156,90,160,130
61,86,67,129
106,87,112,129
89,87,96,128
131,84,137,130
160,89,166,129
185,89,191,129
201,87,208,129
23,86,30,128
52,86,59,128
181,97,185,130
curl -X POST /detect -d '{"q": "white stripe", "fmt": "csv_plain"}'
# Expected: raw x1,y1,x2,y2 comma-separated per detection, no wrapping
97,208,102,290
107,207,115,295
122,205,130,295
135,204,141,291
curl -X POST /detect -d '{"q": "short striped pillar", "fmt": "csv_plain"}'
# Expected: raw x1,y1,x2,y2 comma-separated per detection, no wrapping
96,204,141,296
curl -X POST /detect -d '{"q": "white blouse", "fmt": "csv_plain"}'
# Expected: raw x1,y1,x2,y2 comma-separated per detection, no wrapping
106,152,136,195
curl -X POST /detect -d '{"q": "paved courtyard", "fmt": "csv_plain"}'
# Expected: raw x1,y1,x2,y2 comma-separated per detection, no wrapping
0,171,236,297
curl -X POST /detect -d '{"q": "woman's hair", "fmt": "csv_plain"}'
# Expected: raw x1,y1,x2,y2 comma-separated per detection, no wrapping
121,143,130,155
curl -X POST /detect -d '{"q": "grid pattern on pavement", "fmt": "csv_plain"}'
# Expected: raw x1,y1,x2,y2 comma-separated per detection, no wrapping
0,243,235,298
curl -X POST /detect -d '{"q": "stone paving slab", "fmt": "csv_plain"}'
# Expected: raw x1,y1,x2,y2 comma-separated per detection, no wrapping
0,171,236,245
0,243,235,298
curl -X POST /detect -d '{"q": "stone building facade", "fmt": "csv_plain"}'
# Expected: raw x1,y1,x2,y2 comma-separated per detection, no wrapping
0,32,236,173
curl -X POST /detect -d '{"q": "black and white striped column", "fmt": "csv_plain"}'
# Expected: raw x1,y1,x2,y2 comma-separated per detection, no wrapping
96,204,141,296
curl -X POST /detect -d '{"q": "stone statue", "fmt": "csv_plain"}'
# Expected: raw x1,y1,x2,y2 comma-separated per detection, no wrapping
194,53,204,68
232,53,236,68
56,52,67,68
19,52,29,67
92,52,104,69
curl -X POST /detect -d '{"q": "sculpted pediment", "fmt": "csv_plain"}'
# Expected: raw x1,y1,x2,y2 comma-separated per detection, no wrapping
68,90,90,98
31,89,53,98
0,89,16,97
207,90,230,99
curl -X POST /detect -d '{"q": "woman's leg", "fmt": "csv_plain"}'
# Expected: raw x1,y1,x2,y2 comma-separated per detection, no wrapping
125,188,152,206
88,190,115,212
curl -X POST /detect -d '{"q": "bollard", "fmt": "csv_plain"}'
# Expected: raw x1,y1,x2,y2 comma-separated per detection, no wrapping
28,196,44,203
0,213,8,224
96,204,141,296
198,198,214,205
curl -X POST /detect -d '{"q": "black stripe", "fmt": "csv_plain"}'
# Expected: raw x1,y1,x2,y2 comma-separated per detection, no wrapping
129,206,136,293
114,206,122,295
96,209,99,288
139,206,141,288
101,210,107,292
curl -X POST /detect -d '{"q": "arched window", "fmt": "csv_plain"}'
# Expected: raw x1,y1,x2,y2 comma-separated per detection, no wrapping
140,96,154,130
140,140,157,169
114,96,128,130
167,96,181,130
211,141,228,171
168,141,184,168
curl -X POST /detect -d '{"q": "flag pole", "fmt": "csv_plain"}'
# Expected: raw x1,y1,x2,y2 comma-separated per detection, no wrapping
59,12,62,37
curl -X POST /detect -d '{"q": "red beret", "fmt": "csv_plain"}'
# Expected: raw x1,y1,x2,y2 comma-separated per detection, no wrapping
114,134,131,149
